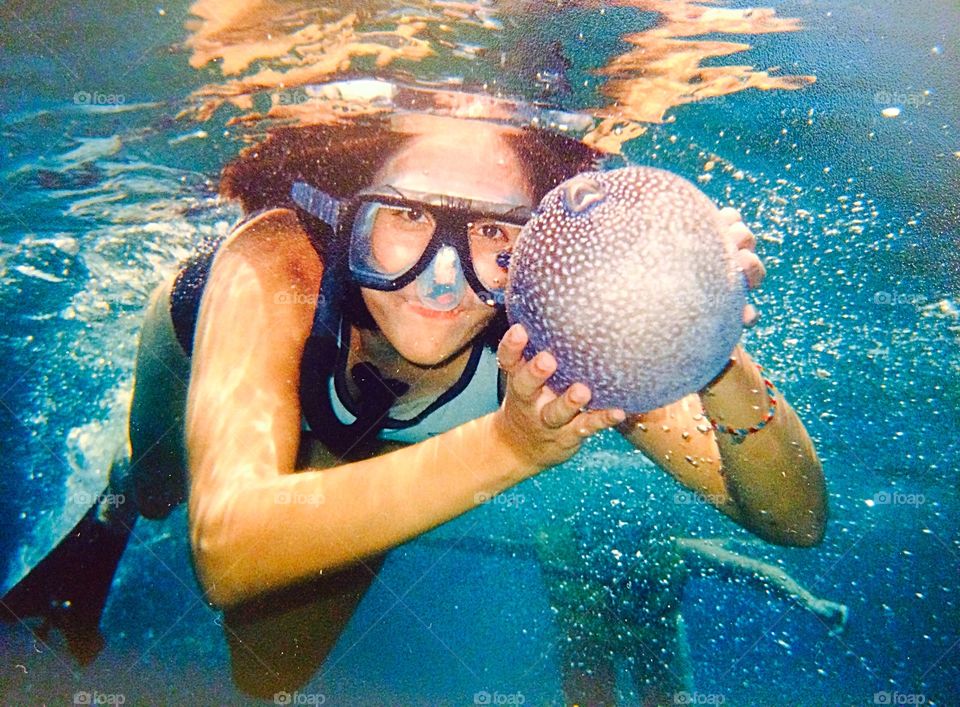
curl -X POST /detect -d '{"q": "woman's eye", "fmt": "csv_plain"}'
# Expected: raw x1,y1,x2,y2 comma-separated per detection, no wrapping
402,208,427,223
478,223,507,239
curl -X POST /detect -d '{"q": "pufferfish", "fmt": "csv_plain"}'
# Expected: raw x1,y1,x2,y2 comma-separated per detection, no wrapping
505,166,746,413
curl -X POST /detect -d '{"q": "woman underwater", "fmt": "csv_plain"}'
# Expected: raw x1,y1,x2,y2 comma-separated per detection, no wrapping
2,109,829,701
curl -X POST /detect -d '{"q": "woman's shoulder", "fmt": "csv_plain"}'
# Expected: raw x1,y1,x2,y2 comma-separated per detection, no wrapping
217,207,323,286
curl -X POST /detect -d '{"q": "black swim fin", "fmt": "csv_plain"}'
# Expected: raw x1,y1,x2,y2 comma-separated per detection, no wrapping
0,488,137,665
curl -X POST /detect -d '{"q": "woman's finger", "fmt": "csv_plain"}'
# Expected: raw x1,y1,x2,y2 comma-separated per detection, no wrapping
541,382,591,429
736,251,766,289
727,221,756,252
717,206,742,228
496,323,527,375
510,350,557,402
570,408,626,437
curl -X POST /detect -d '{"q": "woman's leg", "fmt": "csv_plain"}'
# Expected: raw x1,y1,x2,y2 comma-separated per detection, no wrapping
534,523,619,706
123,273,193,519
628,612,695,706
676,537,849,634
3,274,194,663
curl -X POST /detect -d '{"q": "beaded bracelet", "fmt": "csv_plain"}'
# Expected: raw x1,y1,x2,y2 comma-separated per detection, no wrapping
706,363,778,444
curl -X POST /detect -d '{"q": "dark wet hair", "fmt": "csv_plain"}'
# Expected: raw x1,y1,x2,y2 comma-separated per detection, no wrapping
219,117,603,349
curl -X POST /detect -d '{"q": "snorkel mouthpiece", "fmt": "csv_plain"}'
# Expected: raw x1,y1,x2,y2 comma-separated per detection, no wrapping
416,245,467,311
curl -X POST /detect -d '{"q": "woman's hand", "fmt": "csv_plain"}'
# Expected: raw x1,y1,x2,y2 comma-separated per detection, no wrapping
718,207,766,328
492,323,626,473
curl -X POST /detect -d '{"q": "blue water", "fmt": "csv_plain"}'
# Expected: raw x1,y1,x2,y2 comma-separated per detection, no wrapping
1,1,957,704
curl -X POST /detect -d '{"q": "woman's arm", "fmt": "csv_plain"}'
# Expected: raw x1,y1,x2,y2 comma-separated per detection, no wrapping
616,207,825,546
184,210,622,609
185,209,539,608
617,344,826,546
702,345,826,544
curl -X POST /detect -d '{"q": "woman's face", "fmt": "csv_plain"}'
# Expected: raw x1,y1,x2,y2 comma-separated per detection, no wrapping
360,124,535,367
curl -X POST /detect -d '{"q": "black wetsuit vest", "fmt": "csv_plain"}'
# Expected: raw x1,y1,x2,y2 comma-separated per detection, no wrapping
167,223,504,462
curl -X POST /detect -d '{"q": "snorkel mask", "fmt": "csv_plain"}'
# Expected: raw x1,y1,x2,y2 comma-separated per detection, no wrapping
292,182,530,310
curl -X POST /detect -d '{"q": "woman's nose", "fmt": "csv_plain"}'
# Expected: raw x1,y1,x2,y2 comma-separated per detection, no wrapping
432,246,459,285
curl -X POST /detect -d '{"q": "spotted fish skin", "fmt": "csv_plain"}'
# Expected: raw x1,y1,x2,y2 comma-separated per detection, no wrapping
505,166,745,413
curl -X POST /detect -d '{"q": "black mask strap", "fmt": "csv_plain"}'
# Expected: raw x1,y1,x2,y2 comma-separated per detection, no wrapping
291,181,341,228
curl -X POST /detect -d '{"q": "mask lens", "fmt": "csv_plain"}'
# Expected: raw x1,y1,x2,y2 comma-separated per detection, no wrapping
468,219,522,295
348,194,526,303
351,201,435,278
